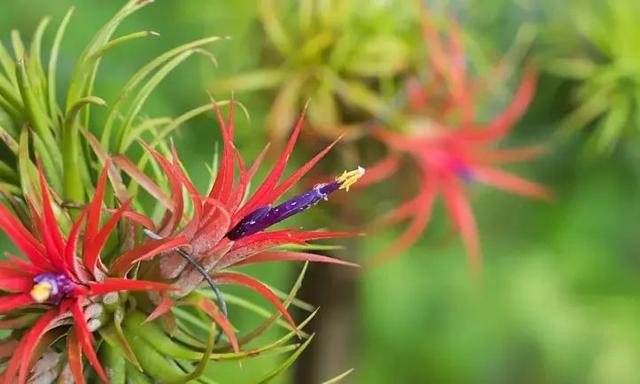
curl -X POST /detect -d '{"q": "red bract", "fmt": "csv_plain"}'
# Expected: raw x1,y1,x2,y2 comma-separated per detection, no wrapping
364,13,552,272
0,166,176,384
115,102,359,348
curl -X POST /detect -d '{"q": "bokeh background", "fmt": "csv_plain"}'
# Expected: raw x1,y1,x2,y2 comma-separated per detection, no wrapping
2,1,640,383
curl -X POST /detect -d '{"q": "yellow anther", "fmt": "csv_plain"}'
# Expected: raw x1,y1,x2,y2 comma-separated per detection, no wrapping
30,281,53,303
336,166,366,192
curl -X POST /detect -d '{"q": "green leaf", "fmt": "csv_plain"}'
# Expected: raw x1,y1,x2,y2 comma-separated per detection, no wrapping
213,292,309,334
0,91,23,124
31,131,63,193
259,0,292,55
266,75,304,143
321,368,355,384
169,323,216,384
344,35,409,76
560,87,610,134
28,17,51,113
120,117,172,152
99,342,127,384
125,362,152,384
17,130,38,204
15,57,61,170
255,334,315,384
99,322,143,371
219,263,313,348
47,7,74,119
100,35,223,150
214,68,288,93
10,30,26,58
328,72,392,120
0,74,23,113
0,182,20,195
62,96,106,202
0,41,17,85
595,95,630,153
65,0,150,112
124,311,204,360
125,335,189,383
0,159,18,183
546,58,598,80
114,50,200,151
0,123,18,153
88,30,159,63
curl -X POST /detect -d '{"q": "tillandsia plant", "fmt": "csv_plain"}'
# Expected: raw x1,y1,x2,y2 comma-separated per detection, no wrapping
362,9,552,271
214,0,411,144
544,0,640,154
0,1,363,382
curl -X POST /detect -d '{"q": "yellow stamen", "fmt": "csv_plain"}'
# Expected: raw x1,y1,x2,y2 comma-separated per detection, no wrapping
336,166,366,192
30,281,53,303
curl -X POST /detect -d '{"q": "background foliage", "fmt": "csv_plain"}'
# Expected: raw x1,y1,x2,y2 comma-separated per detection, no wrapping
2,1,640,383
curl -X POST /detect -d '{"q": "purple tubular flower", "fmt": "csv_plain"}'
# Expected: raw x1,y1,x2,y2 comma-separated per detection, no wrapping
227,167,365,240
31,273,75,304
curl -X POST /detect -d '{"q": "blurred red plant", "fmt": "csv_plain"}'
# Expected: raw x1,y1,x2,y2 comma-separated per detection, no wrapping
363,12,552,272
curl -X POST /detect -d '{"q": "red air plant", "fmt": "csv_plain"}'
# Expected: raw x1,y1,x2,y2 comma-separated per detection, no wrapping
0,166,176,384
363,13,552,272
114,102,362,348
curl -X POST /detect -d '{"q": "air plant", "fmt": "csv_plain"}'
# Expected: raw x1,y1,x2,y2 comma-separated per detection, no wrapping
544,0,640,154
0,165,177,383
364,10,552,271
0,1,362,382
213,0,411,144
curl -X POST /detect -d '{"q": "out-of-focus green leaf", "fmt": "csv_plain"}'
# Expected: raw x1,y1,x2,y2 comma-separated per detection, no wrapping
214,69,288,93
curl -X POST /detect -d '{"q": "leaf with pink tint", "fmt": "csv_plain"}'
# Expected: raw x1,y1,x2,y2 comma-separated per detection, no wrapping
236,251,358,268
111,236,188,276
71,300,108,383
442,176,481,274
473,167,554,201
88,278,176,295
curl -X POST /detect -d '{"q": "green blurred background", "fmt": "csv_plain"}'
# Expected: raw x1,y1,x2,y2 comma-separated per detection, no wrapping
3,1,640,383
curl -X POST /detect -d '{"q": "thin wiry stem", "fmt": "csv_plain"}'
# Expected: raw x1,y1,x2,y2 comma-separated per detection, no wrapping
143,229,228,343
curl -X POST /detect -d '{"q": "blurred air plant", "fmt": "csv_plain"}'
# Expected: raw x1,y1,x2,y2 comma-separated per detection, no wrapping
544,0,640,154
363,9,552,271
0,1,362,382
213,0,411,144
